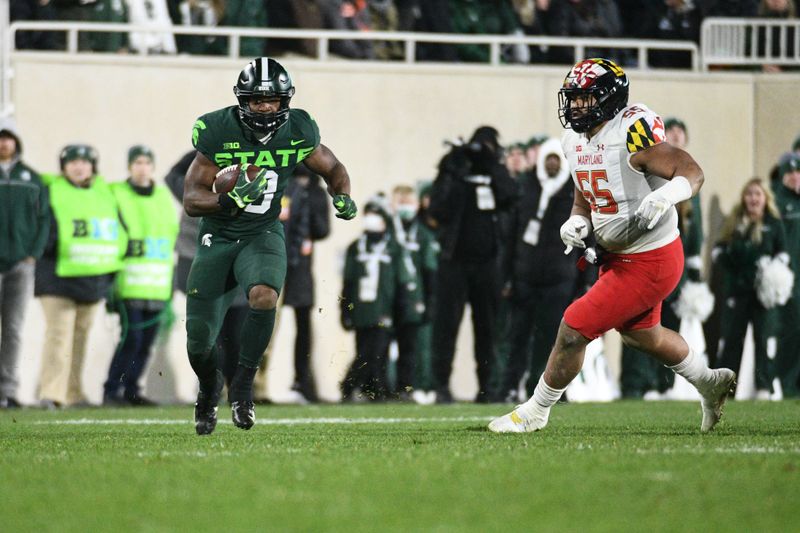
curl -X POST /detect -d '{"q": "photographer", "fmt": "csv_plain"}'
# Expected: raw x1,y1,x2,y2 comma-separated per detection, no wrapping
428,126,520,403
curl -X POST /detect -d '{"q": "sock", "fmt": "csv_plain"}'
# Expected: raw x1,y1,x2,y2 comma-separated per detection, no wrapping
521,374,566,416
238,308,277,368
229,364,258,403
668,349,714,388
188,348,220,395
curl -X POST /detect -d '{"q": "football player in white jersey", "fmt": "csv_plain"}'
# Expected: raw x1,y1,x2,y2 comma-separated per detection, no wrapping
489,58,736,434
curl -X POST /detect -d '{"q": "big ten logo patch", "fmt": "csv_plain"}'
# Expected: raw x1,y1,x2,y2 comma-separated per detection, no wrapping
127,237,171,260
72,218,120,240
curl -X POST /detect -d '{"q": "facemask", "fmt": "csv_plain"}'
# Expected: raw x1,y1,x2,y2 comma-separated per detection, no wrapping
363,213,386,233
396,204,417,221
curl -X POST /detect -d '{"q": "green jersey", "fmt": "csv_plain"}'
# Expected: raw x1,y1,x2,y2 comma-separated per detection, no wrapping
191,106,321,239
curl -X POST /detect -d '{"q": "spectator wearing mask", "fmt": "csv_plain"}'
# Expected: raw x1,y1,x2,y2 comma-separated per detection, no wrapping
774,155,800,397
389,185,439,401
0,120,49,408
280,164,330,403
428,126,520,402
36,145,126,408
715,178,789,399
499,138,581,402
103,146,178,406
340,196,411,401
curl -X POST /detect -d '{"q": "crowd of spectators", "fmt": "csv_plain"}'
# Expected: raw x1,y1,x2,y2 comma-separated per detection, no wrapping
8,0,800,68
1,117,799,408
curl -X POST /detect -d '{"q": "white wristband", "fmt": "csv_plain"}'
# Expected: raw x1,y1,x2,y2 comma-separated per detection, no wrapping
659,175,693,205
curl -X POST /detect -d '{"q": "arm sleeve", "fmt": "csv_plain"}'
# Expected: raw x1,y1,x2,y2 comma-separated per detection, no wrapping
30,178,51,259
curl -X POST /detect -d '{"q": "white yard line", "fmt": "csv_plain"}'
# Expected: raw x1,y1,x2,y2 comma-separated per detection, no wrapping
33,415,493,426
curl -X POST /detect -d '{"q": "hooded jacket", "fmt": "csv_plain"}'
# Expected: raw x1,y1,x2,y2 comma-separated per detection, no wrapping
0,120,50,272
503,138,581,292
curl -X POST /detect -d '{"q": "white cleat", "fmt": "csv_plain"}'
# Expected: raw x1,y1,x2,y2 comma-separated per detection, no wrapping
699,368,737,433
488,406,549,434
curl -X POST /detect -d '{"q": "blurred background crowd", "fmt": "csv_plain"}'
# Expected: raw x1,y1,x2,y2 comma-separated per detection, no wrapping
8,0,800,70
1,116,798,409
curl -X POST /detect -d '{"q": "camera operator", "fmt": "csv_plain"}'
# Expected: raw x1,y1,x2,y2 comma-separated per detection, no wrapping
428,126,520,402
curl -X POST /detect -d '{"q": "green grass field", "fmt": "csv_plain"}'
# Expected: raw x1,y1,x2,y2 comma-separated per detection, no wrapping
1,401,798,532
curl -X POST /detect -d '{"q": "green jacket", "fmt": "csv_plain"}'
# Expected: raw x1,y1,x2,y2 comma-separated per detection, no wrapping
449,0,519,62
390,216,439,325
0,159,50,272
90,0,128,52
773,183,800,281
719,213,787,296
341,233,412,329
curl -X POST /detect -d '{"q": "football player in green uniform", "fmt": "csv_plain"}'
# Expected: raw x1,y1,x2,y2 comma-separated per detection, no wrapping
183,57,357,435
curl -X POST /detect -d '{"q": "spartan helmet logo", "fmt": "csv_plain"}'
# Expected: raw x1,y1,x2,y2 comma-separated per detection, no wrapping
201,233,212,247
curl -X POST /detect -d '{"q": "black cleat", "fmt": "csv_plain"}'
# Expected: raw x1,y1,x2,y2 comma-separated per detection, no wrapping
194,372,223,436
231,400,255,430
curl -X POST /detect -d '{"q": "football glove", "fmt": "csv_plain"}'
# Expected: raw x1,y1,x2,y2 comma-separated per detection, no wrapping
333,194,358,220
228,167,269,209
560,215,591,254
634,176,693,231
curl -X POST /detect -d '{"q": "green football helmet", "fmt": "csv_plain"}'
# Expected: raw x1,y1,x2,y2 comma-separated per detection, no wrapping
233,57,296,141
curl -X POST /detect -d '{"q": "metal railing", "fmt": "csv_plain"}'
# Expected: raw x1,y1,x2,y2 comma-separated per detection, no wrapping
701,17,800,69
2,21,701,117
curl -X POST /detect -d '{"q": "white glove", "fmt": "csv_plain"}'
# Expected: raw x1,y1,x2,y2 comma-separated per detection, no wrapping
634,192,672,230
560,215,591,254
634,176,693,231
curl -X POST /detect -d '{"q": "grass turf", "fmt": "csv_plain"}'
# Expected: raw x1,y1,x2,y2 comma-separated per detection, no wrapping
1,401,798,532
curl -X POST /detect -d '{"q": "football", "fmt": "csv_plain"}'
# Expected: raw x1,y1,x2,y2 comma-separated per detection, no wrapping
213,163,261,194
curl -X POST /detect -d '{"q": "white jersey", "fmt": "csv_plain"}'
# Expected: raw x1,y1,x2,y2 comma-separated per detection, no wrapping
561,103,679,254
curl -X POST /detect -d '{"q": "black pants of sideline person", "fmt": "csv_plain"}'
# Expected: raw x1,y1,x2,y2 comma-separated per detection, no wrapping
432,258,497,402
341,326,392,401
291,305,318,402
394,322,419,397
104,304,161,402
501,279,576,400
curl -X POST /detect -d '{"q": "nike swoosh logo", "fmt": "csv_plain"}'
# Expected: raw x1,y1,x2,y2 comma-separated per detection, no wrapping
290,139,304,146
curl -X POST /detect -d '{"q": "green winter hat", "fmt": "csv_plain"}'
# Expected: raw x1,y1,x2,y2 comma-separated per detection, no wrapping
128,144,154,165
792,134,800,153
664,117,687,133
525,134,548,149
417,180,433,200
60,144,98,172
780,154,800,176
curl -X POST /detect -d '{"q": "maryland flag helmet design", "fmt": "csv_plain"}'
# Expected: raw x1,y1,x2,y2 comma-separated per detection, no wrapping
558,58,629,133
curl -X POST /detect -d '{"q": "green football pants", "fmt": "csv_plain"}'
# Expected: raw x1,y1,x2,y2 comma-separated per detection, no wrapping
185,228,286,357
